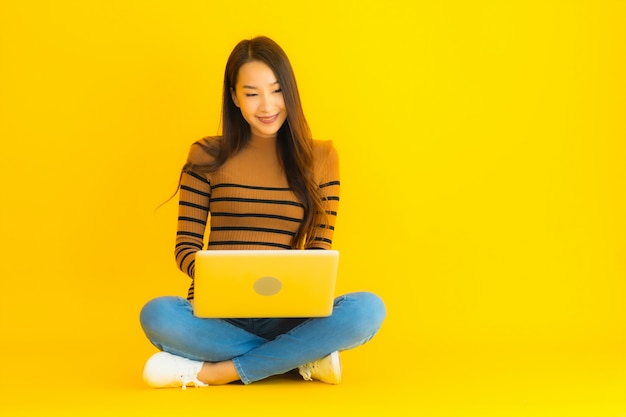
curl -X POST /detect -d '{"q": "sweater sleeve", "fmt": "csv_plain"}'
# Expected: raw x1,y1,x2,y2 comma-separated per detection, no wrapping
306,140,340,250
174,142,213,279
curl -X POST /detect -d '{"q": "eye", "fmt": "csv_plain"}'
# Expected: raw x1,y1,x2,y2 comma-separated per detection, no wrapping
245,93,258,97
274,88,282,94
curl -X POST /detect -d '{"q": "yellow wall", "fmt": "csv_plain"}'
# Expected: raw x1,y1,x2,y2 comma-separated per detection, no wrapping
1,0,624,390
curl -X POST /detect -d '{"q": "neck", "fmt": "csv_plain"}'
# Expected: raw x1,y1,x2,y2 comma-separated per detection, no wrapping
248,134,277,149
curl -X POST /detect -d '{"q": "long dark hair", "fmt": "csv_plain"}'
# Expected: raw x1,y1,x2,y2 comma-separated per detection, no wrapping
183,36,325,249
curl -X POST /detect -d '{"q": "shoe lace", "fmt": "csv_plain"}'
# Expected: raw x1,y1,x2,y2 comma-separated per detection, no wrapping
298,363,314,381
179,367,208,390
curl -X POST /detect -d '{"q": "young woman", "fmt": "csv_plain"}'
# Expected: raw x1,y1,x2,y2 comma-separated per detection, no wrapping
139,36,386,388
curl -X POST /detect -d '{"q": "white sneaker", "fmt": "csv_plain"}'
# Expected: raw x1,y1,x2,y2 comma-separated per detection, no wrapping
298,351,342,384
143,351,207,390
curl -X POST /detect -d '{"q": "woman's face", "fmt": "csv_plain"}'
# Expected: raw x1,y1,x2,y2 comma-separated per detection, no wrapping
231,60,288,140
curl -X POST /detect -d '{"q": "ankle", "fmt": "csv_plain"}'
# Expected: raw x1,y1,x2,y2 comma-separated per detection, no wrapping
197,361,240,385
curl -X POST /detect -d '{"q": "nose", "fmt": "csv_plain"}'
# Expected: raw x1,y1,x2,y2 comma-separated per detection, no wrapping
259,92,275,113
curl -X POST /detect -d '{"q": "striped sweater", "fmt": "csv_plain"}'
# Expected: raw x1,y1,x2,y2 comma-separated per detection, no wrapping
175,136,340,300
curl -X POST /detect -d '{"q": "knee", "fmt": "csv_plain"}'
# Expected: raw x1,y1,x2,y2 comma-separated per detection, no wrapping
139,296,187,336
342,291,386,332
358,291,386,328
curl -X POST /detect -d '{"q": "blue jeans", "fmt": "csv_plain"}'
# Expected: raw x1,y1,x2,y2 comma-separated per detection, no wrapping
139,292,386,384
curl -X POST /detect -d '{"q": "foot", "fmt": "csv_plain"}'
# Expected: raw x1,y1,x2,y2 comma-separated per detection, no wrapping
298,351,342,384
143,351,207,389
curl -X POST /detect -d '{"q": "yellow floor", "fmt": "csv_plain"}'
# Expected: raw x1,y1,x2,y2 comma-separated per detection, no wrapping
3,331,625,416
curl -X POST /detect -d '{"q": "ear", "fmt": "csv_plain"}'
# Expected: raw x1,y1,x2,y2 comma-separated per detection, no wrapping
230,88,240,108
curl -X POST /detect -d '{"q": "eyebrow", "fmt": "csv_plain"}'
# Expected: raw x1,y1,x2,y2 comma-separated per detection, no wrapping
242,81,280,89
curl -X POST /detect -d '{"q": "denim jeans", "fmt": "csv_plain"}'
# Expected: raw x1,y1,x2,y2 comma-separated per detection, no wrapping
139,291,386,384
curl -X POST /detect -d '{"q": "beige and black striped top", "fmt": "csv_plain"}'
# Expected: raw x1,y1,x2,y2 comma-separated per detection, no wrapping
175,136,340,300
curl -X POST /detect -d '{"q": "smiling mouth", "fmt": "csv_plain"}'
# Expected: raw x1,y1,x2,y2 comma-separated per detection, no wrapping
257,114,279,124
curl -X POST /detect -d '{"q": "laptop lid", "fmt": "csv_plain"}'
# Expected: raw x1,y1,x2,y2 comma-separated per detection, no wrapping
192,250,339,318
